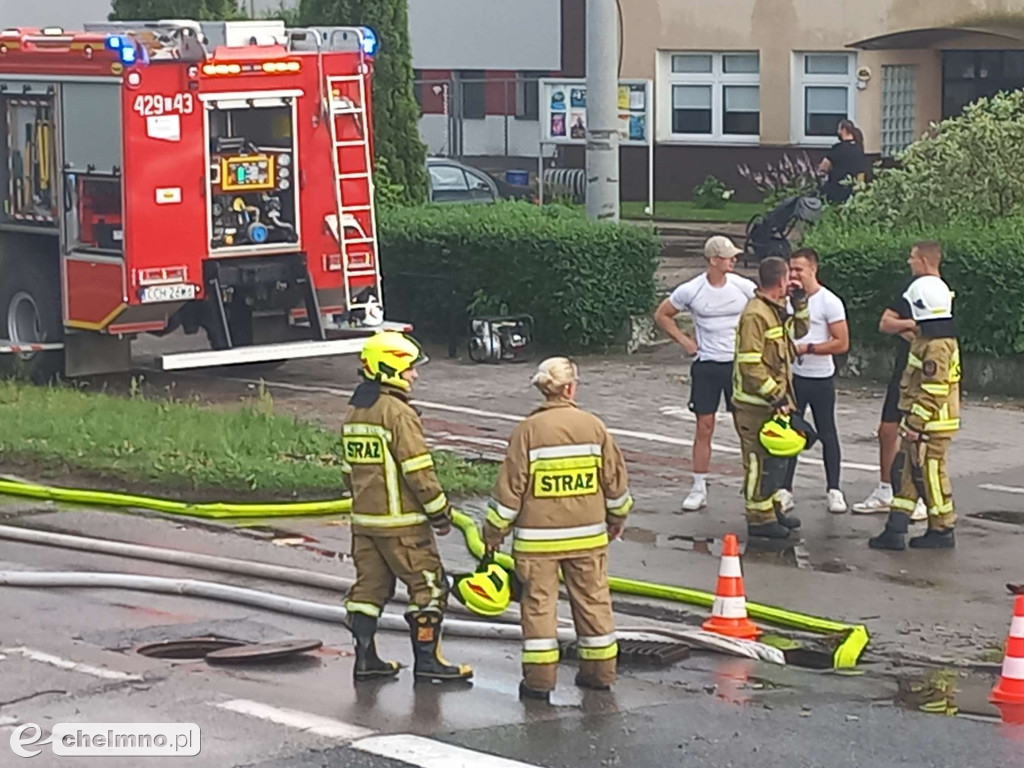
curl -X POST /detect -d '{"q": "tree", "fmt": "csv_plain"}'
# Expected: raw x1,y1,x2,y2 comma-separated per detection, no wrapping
299,0,428,204
110,0,244,21
841,90,1024,229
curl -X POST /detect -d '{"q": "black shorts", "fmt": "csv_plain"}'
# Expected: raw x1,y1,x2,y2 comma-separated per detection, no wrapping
689,360,734,416
881,379,902,424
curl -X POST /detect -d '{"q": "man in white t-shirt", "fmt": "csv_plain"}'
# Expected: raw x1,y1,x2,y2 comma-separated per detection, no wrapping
778,248,850,514
654,236,757,511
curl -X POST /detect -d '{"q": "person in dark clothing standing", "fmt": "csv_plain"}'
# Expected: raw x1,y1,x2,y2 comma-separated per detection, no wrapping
819,120,866,204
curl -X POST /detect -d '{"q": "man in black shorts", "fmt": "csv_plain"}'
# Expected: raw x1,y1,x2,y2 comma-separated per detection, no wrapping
852,242,943,520
655,237,757,511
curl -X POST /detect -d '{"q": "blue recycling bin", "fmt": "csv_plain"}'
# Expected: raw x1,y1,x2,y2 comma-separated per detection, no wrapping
505,170,529,186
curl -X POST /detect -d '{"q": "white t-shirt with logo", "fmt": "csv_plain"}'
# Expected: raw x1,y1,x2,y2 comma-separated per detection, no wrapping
792,286,847,379
669,273,757,362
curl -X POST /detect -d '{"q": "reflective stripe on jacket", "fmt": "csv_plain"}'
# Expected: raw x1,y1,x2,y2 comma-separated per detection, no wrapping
732,291,809,409
899,336,961,434
484,401,633,556
342,388,450,536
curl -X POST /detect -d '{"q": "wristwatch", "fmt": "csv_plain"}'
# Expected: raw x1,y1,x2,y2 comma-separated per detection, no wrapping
807,343,816,355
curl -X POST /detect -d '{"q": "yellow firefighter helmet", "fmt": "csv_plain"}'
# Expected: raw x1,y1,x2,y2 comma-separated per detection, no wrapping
451,561,513,617
759,414,808,458
359,331,427,391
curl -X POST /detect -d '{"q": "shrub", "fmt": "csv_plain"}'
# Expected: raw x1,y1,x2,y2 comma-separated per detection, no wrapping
841,91,1024,229
693,176,733,209
379,202,660,351
738,152,820,208
805,214,1024,357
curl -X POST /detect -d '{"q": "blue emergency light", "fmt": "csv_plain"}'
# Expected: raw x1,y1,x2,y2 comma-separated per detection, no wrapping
360,27,378,56
105,34,140,65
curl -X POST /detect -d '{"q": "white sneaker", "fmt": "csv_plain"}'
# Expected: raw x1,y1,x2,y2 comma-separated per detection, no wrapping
776,489,795,513
852,490,892,514
682,488,707,511
911,498,928,522
827,489,848,514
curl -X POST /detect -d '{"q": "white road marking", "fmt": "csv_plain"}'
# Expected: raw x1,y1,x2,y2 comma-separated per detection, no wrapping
225,377,878,473
353,733,544,767
214,700,545,767
433,431,510,449
2,647,142,682
214,699,375,740
978,483,1024,495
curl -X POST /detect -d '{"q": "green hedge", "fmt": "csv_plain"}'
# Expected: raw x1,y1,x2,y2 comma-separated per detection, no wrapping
805,217,1024,356
379,203,660,350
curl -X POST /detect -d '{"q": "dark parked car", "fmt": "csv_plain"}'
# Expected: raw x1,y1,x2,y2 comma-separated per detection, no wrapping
426,158,535,204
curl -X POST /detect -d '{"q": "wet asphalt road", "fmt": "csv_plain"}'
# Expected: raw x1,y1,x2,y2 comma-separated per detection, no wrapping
2,339,1024,765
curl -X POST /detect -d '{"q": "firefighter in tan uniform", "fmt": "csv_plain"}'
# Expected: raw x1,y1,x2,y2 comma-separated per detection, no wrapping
870,275,960,551
732,256,810,540
484,357,633,702
342,331,472,683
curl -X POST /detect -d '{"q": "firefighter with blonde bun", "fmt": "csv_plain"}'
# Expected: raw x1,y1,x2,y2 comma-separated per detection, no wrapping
484,357,633,702
342,331,472,683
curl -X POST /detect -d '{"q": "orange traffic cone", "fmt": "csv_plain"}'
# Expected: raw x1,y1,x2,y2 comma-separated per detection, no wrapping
992,596,1024,715
703,533,760,640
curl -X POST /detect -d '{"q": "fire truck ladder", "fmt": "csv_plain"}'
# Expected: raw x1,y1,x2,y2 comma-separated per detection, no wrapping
325,73,382,318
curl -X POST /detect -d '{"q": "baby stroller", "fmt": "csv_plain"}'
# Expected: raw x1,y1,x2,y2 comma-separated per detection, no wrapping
743,196,823,266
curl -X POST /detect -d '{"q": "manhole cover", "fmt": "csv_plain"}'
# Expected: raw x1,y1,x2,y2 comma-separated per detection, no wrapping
205,638,324,664
969,511,1024,526
137,638,244,660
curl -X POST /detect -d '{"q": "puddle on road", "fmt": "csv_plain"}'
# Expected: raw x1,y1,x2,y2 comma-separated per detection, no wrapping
894,668,1009,723
629,528,849,573
968,510,1024,526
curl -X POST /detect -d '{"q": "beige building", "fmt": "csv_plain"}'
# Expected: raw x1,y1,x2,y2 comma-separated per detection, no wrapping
617,0,1024,200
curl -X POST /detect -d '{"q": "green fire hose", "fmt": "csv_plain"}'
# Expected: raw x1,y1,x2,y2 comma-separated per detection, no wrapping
0,477,868,668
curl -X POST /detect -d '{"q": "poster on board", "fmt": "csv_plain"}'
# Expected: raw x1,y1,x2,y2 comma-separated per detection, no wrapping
540,78,652,145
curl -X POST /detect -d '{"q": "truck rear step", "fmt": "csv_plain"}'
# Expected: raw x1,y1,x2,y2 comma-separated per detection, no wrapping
157,338,365,371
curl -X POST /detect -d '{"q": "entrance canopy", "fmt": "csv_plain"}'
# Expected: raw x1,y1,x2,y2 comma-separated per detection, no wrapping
848,26,1024,50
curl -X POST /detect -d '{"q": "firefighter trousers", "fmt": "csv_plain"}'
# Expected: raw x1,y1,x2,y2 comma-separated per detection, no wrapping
345,528,448,619
516,548,617,693
891,435,956,531
733,405,788,525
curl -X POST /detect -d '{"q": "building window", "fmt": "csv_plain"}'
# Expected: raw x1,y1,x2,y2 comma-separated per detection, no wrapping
942,50,1024,118
793,53,856,144
459,70,486,120
516,72,542,120
881,64,916,157
667,52,759,142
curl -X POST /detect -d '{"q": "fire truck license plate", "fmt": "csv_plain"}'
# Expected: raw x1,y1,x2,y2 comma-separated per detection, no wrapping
140,284,197,303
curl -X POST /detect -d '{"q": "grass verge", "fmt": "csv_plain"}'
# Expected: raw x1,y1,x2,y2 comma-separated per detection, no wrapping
621,200,763,223
0,380,497,502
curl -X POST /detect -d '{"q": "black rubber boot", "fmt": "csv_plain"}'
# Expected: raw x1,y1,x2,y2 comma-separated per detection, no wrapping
575,673,611,691
869,511,909,551
406,612,473,682
909,528,956,549
349,613,400,682
747,521,792,540
775,510,802,529
519,681,551,702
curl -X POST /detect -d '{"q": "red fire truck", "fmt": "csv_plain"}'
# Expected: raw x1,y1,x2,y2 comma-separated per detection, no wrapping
0,20,395,380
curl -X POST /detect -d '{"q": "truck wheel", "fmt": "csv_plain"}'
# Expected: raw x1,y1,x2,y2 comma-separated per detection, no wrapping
0,259,64,382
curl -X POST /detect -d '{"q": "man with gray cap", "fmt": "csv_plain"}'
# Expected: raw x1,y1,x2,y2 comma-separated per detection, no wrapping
655,236,757,511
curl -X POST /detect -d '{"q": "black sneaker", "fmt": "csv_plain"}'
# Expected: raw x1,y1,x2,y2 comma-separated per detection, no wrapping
748,521,792,540
909,529,955,549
